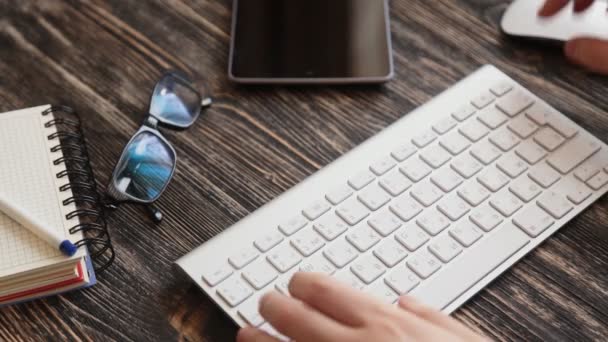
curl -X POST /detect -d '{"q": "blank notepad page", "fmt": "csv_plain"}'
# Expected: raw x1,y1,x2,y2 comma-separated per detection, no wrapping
0,106,83,278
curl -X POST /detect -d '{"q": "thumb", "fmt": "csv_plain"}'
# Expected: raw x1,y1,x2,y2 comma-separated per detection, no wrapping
564,38,608,74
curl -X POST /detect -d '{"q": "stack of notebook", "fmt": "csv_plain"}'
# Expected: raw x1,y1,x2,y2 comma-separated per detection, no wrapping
0,105,113,306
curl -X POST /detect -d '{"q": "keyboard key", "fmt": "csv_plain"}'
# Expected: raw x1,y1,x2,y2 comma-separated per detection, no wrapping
302,199,331,220
574,162,601,182
351,255,386,284
451,153,483,178
291,229,326,256
238,296,266,327
278,214,308,236
242,260,278,290
477,107,508,129
431,167,463,192
440,131,471,155
417,209,450,236
348,170,376,190
472,91,496,109
515,140,547,165
407,250,442,279
411,181,444,206
325,184,354,205
489,190,523,217
373,239,408,267
379,170,412,196
437,194,471,221
470,141,502,165
528,163,561,188
254,231,284,252
337,198,371,225
370,157,397,176
229,246,259,269
470,204,503,232
300,254,336,275
201,263,233,287
586,171,608,190
526,103,578,138
450,222,483,247
433,116,458,135
457,180,491,206
412,129,438,148
358,184,391,211
314,213,349,241
347,225,381,252
459,119,490,142
477,167,509,192
496,89,534,116
391,143,417,162
420,145,452,168
335,270,365,290
217,276,253,307
428,235,463,263
489,127,520,152
324,239,358,268
368,210,402,237
533,127,565,152
497,152,528,178
537,191,573,219
395,225,430,251
267,245,302,272
367,282,399,304
509,176,542,202
513,205,554,237
409,223,529,310
390,196,423,221
546,134,601,173
563,178,592,204
385,266,420,294
508,115,538,139
400,157,432,182
452,103,477,122
490,81,513,97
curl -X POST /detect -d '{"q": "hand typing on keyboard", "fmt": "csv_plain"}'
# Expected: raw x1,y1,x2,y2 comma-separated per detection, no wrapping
236,272,487,342
539,0,608,74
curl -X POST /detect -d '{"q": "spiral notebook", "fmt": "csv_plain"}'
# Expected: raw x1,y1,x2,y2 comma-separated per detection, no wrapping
0,105,114,306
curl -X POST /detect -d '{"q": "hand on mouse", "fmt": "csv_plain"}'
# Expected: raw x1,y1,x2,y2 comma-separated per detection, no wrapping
539,0,608,74
236,272,489,342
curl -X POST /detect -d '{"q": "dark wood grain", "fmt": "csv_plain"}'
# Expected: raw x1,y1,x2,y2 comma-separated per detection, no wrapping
0,0,607,341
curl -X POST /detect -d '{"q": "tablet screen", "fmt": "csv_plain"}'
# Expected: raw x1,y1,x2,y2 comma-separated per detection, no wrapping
230,0,392,82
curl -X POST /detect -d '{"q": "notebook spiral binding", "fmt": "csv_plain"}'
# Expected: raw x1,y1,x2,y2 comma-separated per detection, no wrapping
42,105,115,273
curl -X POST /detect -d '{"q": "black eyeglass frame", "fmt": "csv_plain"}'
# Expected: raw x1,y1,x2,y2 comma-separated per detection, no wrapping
104,71,212,222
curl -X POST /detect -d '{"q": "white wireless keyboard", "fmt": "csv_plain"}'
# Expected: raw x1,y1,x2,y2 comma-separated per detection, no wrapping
176,65,608,337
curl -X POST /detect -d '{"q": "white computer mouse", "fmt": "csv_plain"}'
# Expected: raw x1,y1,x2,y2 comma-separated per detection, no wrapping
501,0,608,41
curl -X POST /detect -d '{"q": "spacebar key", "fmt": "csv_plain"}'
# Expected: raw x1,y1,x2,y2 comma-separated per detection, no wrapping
409,223,529,311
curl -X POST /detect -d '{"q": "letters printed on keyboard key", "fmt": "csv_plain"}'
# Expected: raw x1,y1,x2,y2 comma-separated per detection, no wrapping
534,127,566,152
267,245,302,272
385,266,420,295
412,129,438,148
431,167,463,192
368,210,403,237
202,263,233,287
242,260,278,290
278,214,308,236
450,222,483,247
477,167,509,192
395,225,430,251
407,250,442,279
347,224,381,252
348,170,376,190
515,140,547,165
451,154,482,179
509,176,542,202
300,254,336,275
400,157,432,182
325,184,354,205
370,156,397,176
459,119,490,142
437,194,471,221
390,196,423,221
452,103,476,122
302,199,331,220
428,235,463,263
586,171,608,190
528,163,561,188
489,127,521,152
420,145,452,169
470,204,504,232
229,246,259,269
391,143,417,162
477,107,508,129
513,205,554,237
379,170,412,196
217,276,253,307
411,181,444,207
574,161,601,182
351,255,387,284
563,178,592,204
336,198,371,225
417,209,450,236
323,239,358,268
433,116,458,135
314,213,349,241
546,134,601,174
254,231,284,252
508,115,538,139
358,184,391,211
489,190,523,217
472,91,496,109
458,180,491,206
373,239,408,267
496,89,534,117
440,131,471,155
470,141,502,165
497,152,528,178
537,191,573,219
291,228,326,256
526,103,578,138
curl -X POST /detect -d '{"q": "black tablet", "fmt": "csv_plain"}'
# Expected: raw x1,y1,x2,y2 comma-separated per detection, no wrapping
228,0,394,84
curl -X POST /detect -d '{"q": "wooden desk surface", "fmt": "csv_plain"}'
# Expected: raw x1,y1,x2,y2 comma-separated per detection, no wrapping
1,1,607,341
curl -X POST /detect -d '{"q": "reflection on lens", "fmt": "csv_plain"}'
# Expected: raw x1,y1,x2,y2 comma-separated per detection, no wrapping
150,74,201,127
114,131,175,202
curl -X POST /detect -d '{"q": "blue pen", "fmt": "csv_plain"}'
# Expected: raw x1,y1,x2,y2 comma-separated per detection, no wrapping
0,193,77,257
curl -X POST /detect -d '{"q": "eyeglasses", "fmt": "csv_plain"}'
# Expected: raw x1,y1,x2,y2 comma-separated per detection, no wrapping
105,71,212,222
